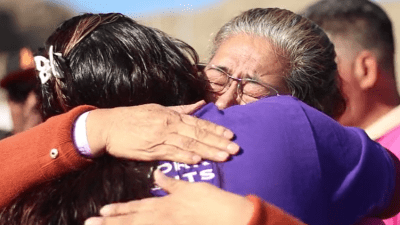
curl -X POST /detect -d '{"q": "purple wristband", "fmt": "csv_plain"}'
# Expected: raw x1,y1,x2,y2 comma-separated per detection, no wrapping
73,111,92,157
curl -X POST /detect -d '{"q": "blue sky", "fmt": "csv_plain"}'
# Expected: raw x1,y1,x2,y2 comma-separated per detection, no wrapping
49,0,400,16
49,0,220,16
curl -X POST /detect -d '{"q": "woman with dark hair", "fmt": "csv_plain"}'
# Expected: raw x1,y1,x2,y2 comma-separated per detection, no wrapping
0,13,220,224
38,13,206,119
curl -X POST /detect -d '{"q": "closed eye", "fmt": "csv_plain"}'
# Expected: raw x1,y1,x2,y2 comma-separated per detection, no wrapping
206,67,228,84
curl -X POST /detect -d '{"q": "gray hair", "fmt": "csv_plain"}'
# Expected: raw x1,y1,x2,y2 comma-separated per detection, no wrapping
211,8,346,119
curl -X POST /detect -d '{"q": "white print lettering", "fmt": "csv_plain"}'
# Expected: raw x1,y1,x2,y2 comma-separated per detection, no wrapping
158,161,215,182
151,161,217,193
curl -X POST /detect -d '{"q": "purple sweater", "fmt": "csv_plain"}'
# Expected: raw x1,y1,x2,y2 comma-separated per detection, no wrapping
153,96,395,225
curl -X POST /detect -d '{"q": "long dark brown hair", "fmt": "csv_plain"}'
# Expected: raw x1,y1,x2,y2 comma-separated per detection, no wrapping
0,13,207,225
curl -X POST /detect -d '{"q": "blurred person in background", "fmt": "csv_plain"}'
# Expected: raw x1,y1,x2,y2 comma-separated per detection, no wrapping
0,11,41,139
304,0,400,151
0,47,42,136
304,1,400,224
0,1,75,139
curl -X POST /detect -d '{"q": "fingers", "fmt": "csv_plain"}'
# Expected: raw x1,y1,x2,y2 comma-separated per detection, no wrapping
180,114,235,139
163,133,236,161
169,100,207,114
85,217,105,225
84,171,185,225
100,201,144,216
99,103,240,164
93,171,179,216
85,212,159,225
109,139,230,164
85,215,135,225
153,169,183,193
175,117,239,154
168,103,235,140
126,144,203,164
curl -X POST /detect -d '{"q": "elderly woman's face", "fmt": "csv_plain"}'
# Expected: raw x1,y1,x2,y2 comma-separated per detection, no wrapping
205,34,288,109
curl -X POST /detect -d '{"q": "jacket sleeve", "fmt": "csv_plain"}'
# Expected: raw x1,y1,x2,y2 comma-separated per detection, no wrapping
0,105,96,208
246,195,306,225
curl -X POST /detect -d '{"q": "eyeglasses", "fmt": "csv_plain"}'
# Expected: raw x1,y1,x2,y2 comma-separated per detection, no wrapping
197,63,280,102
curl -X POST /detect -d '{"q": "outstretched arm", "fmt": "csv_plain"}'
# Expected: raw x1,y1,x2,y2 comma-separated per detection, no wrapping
0,105,94,208
0,102,238,208
87,101,239,163
85,170,305,225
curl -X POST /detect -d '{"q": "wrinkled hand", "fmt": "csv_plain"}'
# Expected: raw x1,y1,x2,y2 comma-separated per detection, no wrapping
85,170,254,225
87,101,239,164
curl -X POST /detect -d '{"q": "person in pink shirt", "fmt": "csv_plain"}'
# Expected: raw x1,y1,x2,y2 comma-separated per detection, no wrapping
367,109,400,159
304,0,400,224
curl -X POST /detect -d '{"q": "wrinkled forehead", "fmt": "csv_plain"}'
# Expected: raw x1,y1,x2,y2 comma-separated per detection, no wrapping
208,34,289,91
211,35,284,73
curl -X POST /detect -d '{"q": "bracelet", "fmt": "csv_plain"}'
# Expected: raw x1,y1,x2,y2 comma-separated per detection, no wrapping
73,111,92,157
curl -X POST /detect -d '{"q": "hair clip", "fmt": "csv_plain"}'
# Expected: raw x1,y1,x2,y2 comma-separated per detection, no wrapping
34,45,64,84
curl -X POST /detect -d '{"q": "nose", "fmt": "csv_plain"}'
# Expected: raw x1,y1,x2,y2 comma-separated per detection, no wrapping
214,81,241,110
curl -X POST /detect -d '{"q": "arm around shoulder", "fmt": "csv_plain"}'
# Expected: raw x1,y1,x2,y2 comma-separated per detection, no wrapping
0,105,96,208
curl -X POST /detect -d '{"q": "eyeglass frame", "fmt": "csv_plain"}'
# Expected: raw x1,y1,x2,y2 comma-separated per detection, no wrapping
197,63,280,101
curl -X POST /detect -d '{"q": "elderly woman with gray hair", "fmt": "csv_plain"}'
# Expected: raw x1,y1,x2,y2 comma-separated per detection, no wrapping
206,8,345,119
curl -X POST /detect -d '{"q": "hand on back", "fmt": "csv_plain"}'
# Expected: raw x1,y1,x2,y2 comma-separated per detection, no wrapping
85,169,254,225
87,100,240,164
